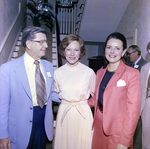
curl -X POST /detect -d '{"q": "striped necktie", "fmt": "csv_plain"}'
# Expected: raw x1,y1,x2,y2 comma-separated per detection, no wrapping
34,60,47,108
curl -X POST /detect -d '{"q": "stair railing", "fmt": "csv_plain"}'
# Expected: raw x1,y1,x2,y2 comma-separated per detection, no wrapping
56,0,86,35
75,0,86,34
55,7,62,67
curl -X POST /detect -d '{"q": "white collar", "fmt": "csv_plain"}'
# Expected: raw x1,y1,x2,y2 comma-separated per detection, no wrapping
134,56,141,65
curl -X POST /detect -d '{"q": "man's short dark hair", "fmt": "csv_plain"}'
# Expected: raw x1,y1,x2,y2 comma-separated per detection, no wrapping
128,45,141,56
22,26,46,48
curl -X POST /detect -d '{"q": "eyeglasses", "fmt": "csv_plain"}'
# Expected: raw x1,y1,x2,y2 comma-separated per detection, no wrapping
32,40,50,45
127,50,136,56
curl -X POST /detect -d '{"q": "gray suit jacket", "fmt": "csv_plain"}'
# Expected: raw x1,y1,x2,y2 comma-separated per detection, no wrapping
140,62,150,114
0,54,60,149
136,57,147,71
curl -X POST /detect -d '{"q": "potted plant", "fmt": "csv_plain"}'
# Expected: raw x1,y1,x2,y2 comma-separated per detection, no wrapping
26,0,55,32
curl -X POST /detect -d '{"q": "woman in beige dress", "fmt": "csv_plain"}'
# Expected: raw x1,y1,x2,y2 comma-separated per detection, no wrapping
54,34,96,149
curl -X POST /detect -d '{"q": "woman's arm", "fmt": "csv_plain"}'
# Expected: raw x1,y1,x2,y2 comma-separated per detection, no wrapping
88,70,96,107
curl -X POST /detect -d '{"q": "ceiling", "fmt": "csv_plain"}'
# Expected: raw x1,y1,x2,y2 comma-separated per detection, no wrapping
79,0,131,42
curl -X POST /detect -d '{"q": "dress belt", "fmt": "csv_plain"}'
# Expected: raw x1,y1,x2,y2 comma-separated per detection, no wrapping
61,100,87,126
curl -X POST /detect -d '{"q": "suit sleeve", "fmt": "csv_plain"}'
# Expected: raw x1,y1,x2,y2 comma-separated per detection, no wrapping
140,66,147,115
119,70,141,146
0,64,10,139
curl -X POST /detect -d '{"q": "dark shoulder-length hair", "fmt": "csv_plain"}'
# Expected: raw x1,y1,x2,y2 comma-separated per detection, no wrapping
103,32,130,68
59,34,86,59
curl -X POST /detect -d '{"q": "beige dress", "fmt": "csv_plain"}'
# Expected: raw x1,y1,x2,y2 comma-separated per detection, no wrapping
54,62,96,149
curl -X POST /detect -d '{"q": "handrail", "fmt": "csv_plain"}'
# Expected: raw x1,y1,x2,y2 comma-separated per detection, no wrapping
0,3,21,53
55,4,62,67
56,0,86,35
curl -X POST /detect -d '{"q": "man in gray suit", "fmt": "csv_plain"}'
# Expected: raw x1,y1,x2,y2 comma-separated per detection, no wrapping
0,26,60,149
141,63,150,149
127,45,147,71
127,45,147,149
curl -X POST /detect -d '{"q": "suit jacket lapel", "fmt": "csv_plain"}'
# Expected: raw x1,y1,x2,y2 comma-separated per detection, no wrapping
106,60,125,90
14,56,52,102
137,57,142,65
14,55,32,100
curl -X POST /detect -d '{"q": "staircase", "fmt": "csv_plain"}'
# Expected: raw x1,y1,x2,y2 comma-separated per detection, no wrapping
52,32,59,71
11,32,23,60
11,0,86,68
57,0,86,35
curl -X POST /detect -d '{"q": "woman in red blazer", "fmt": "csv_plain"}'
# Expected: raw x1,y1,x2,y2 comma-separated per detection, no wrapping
88,32,141,149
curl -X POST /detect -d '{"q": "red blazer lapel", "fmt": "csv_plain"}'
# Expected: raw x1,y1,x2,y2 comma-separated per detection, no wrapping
106,60,125,90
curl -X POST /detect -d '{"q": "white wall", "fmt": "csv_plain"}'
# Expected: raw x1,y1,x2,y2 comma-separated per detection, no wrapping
116,0,150,59
80,44,99,66
0,1,18,46
0,0,26,65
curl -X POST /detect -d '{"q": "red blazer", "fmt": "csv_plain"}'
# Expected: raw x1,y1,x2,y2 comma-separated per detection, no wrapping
88,60,141,147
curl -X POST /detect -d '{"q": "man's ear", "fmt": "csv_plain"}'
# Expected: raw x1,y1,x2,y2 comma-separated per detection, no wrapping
26,40,31,50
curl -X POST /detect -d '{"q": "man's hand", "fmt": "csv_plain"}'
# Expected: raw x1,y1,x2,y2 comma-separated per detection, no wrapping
0,137,11,149
117,143,128,149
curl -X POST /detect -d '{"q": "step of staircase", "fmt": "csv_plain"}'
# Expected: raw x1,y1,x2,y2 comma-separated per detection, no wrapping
52,32,58,71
